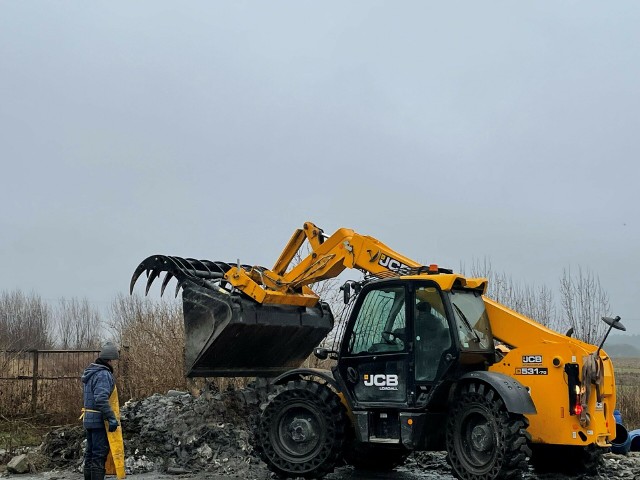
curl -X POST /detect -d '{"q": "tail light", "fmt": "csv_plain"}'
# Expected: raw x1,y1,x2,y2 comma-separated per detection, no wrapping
565,363,581,416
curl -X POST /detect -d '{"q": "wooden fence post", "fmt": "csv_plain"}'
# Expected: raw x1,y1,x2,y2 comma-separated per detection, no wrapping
31,349,39,415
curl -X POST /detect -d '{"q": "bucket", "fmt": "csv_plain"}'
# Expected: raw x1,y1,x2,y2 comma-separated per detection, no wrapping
182,282,334,377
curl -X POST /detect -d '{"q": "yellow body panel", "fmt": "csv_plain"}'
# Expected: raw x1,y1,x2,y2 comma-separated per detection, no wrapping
486,299,616,447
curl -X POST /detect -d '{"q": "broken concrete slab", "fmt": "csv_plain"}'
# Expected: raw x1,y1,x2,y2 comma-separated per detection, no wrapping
7,453,29,473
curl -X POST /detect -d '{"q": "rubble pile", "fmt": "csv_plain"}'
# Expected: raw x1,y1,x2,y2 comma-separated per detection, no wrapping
119,383,267,476
40,426,85,468
597,452,640,479
35,382,271,476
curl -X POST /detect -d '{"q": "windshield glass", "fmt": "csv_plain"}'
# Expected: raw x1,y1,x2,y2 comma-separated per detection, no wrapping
448,290,493,351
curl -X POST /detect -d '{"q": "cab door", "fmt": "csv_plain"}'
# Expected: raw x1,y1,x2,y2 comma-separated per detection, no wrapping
338,283,411,407
413,284,454,384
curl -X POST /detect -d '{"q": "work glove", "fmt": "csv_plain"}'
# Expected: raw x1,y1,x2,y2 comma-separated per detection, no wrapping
107,418,119,432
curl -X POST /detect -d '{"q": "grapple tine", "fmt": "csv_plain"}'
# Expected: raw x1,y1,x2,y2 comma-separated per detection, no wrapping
160,272,174,297
175,279,185,298
212,261,233,274
130,264,148,295
145,269,162,296
169,256,196,278
187,258,210,274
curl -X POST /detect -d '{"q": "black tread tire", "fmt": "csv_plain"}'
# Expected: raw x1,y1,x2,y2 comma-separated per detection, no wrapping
344,443,409,471
446,382,531,480
255,380,347,479
529,443,604,476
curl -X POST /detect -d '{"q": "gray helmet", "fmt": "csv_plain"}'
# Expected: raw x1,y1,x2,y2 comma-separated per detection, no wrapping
98,342,119,360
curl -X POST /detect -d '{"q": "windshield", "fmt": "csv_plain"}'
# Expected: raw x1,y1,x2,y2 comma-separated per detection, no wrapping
448,290,493,351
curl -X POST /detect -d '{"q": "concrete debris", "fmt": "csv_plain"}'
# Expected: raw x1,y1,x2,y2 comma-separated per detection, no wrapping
119,382,265,476
34,380,270,477
7,454,29,474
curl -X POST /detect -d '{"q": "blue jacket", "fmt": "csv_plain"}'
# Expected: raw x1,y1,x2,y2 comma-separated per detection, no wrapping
81,363,116,429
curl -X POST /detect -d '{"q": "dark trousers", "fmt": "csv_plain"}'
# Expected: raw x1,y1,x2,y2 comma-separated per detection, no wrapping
84,427,109,471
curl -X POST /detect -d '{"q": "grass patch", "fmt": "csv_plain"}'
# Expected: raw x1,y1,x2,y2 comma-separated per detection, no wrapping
613,356,640,430
0,417,48,456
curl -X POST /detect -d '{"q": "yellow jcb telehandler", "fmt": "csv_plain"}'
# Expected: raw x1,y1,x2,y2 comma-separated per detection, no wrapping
131,221,624,480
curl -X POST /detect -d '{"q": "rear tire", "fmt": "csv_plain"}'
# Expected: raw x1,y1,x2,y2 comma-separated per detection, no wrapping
344,443,409,471
255,380,347,478
446,382,530,480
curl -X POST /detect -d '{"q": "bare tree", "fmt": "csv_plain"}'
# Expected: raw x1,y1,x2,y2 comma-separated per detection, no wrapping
109,293,185,399
0,290,52,350
559,267,610,344
464,257,558,330
54,297,103,349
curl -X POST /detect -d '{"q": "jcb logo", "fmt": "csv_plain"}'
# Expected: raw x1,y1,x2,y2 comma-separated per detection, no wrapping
522,355,543,364
364,374,399,390
378,255,412,274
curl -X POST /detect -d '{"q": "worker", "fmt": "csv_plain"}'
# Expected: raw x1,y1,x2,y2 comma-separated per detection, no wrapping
81,342,120,480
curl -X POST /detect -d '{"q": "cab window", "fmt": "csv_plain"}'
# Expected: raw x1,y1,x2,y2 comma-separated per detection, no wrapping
347,287,406,354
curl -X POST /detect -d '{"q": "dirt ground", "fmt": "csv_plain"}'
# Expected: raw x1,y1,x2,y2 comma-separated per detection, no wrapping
1,466,452,480
6,454,640,480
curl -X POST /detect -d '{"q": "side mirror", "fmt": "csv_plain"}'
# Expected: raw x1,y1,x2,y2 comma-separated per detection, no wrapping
314,347,338,360
314,348,329,360
340,282,351,304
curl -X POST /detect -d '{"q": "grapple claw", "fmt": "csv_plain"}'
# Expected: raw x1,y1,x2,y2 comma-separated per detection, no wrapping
129,255,227,297
130,253,334,377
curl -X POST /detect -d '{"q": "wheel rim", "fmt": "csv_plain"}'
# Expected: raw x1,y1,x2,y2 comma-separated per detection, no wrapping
270,401,326,463
457,406,498,472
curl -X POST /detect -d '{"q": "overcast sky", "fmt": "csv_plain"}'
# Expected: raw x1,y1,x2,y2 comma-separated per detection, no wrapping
1,2,639,335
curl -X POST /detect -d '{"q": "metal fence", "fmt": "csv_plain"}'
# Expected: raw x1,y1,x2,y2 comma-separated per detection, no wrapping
0,349,102,421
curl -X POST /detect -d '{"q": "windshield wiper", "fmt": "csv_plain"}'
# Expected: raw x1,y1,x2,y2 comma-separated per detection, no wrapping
452,303,482,344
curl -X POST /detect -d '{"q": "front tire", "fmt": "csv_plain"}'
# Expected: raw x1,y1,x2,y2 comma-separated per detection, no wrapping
446,382,530,480
255,380,347,478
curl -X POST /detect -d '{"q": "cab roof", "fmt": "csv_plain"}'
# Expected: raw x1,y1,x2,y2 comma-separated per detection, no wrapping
368,273,488,293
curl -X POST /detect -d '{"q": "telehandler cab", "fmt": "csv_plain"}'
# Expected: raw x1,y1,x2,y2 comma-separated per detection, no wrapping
131,222,623,480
